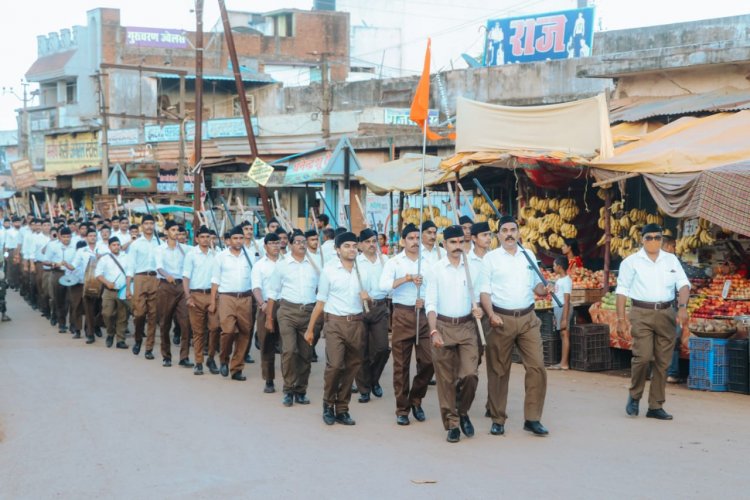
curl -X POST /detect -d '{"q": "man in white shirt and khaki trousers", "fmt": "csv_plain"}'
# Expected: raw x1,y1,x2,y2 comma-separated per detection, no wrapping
126,214,161,359
426,225,484,443
616,223,690,420
95,237,130,349
306,231,369,426
480,215,553,437
252,232,283,393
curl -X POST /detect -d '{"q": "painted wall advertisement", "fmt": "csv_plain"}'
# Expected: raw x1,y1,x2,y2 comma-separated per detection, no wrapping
158,168,194,194
484,6,595,66
384,108,439,127
44,132,101,173
144,118,259,143
125,27,189,49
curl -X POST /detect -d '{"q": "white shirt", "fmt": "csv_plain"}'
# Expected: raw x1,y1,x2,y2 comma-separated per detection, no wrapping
155,242,188,280
317,259,366,315
480,246,542,309
72,245,97,285
95,241,110,256
115,230,132,246
47,241,77,275
22,231,39,260
616,248,690,302
211,248,252,293
95,251,130,290
425,255,482,317
421,244,443,265
321,239,337,263
4,227,20,249
127,235,161,275
553,275,573,327
379,251,430,306
357,253,387,300
34,234,51,264
254,237,266,258
251,255,280,301
183,246,217,290
268,254,319,304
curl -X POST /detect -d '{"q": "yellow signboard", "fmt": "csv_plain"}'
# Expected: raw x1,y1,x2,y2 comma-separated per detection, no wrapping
247,157,275,186
44,132,101,173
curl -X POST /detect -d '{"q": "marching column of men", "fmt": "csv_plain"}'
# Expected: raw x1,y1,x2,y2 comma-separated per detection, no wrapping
9,205,634,444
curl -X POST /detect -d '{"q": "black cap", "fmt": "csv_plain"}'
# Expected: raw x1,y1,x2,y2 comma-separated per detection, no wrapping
229,225,244,237
498,215,517,228
334,227,347,236
291,229,304,239
142,214,155,222
471,221,491,236
335,231,358,248
275,227,288,236
264,232,280,244
165,220,178,230
76,240,87,249
443,225,464,240
421,220,437,231
86,228,97,236
108,236,120,245
641,223,663,235
401,223,419,239
196,225,211,236
304,229,318,238
59,227,72,236
359,228,376,242
458,215,473,225
267,217,280,227
240,220,251,228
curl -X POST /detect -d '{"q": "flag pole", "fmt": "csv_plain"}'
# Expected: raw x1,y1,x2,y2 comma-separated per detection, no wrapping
415,120,427,344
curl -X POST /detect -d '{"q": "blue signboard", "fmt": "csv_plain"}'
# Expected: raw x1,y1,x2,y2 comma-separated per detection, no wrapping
484,6,595,66
144,117,260,143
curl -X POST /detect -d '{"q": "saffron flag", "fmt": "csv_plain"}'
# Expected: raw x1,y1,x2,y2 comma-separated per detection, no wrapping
409,38,455,141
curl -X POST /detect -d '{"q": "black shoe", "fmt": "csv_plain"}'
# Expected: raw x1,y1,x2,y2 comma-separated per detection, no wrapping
282,393,294,407
194,363,204,375
490,423,505,436
72,331,81,339
162,358,172,367
311,348,318,363
244,354,255,364
295,393,310,405
485,408,491,418
1,314,10,322
523,420,549,436
447,428,461,443
459,415,475,437
358,392,371,403
335,412,356,426
95,327,102,338
85,336,95,344
206,358,219,374
264,381,276,393
203,346,208,356
172,333,180,346
626,395,640,417
428,378,436,386
179,358,194,368
50,317,58,327
396,415,410,426
106,336,114,348
144,350,155,360
132,342,141,355
231,371,247,381
116,341,128,349
411,404,426,422
323,404,335,425
372,383,383,398
220,363,229,377
352,384,359,394
646,408,673,420
58,326,68,334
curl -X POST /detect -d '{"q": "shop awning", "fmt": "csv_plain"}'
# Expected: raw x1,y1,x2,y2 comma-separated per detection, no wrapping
355,153,480,195
275,138,360,186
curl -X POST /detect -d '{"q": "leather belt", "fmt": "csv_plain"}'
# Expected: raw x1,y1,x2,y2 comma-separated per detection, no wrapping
437,313,473,325
280,299,316,311
393,303,424,311
325,313,364,322
160,278,183,284
369,298,387,306
492,304,534,317
632,299,673,310
51,269,64,273
190,288,212,294
219,291,252,298
136,271,157,277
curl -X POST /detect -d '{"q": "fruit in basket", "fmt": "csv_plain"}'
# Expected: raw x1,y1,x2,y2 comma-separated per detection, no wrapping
600,291,631,311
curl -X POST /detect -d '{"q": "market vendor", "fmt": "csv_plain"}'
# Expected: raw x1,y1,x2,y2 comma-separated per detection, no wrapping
615,224,690,421
561,238,583,271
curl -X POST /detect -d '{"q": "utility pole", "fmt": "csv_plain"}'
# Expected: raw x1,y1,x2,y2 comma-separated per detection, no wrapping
96,71,110,195
321,53,330,139
178,74,186,195
193,0,204,231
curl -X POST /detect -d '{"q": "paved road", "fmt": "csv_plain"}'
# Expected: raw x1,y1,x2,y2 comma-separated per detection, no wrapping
1,290,748,499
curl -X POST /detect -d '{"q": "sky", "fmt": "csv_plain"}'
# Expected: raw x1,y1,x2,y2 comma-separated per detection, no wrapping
1,0,749,131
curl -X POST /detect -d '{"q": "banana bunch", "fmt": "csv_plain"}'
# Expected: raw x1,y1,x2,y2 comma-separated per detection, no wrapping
558,198,580,221
675,219,716,255
471,197,503,221
547,233,565,249
596,187,610,201
528,196,553,212
520,195,582,251
560,223,577,239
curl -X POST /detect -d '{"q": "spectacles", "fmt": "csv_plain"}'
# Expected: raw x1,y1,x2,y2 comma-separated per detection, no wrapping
291,240,306,245
643,235,663,241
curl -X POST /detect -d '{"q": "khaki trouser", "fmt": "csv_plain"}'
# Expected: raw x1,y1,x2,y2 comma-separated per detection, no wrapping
629,306,676,410
45,270,57,322
133,274,159,350
52,270,67,328
157,280,190,361
218,293,253,375
277,300,314,394
7,250,21,289
432,319,480,430
82,293,100,337
68,284,84,332
391,306,433,417
256,305,280,382
188,290,220,365
23,265,35,306
36,264,50,316
101,288,128,341
486,310,547,424
323,315,365,413
355,300,390,394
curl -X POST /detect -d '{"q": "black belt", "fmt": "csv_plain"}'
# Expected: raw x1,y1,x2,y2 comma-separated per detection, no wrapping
219,291,252,298
393,303,424,311
280,299,316,311
190,288,212,294
160,278,183,284
325,313,364,322
369,298,388,306
437,313,473,325
51,269,64,273
632,299,673,310
492,304,534,317
136,271,157,276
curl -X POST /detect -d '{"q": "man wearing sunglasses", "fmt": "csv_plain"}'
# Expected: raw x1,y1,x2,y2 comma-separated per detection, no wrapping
616,224,690,421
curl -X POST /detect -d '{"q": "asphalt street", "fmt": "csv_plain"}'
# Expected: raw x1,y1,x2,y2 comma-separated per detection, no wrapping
1,290,748,499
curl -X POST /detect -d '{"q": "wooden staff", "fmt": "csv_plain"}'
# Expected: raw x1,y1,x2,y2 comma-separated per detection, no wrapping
447,182,485,346
354,194,384,265
309,206,325,269
31,194,41,218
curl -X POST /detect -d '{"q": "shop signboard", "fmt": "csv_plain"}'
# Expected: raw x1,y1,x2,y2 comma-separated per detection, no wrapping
44,132,101,173
10,159,37,189
384,108,439,127
144,118,259,143
483,6,595,66
284,151,332,185
108,128,141,146
247,157,275,186
157,168,194,194
211,170,286,189
125,27,189,49
125,163,159,193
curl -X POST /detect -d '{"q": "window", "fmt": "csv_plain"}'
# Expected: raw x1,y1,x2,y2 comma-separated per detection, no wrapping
66,80,77,104
232,93,255,116
274,13,294,37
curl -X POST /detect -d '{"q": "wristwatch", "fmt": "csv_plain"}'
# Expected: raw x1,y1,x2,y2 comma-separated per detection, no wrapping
678,304,687,308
